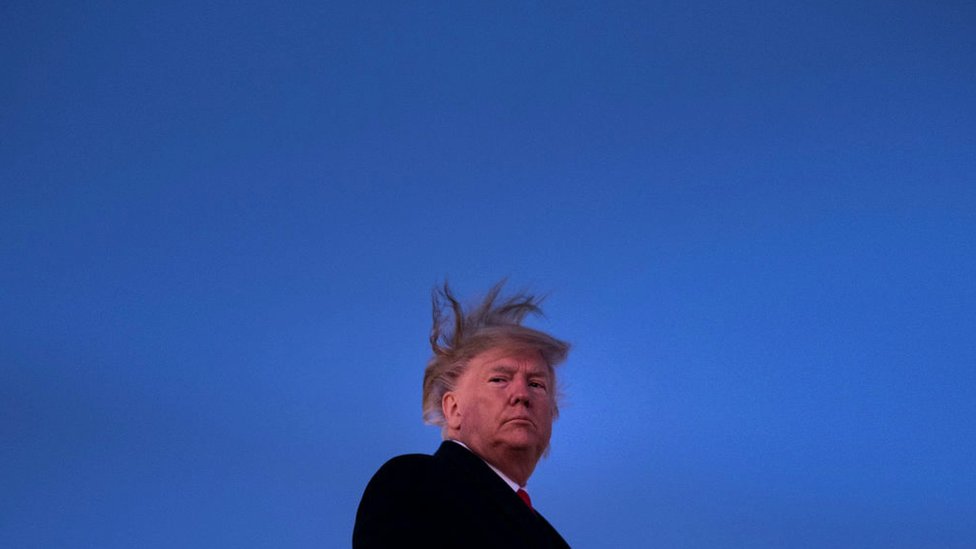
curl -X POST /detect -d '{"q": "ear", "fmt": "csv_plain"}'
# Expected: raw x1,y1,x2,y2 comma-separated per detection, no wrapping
442,392,462,430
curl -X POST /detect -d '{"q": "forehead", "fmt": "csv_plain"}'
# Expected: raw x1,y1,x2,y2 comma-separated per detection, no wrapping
467,347,551,376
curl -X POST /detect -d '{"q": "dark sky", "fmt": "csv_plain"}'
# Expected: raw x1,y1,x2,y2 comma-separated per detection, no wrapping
2,1,975,547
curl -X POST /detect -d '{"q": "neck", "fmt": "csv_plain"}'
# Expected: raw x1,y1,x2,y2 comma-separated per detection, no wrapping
488,448,537,486
449,437,539,486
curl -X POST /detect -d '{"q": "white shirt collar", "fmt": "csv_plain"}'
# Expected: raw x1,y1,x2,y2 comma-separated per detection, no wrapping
448,439,523,492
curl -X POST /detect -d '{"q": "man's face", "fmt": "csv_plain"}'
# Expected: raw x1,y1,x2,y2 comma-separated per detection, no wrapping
444,347,555,466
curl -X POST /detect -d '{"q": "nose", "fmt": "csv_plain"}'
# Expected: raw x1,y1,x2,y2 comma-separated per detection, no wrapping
508,375,532,407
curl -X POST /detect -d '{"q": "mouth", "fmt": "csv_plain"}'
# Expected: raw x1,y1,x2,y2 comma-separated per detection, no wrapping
505,417,535,427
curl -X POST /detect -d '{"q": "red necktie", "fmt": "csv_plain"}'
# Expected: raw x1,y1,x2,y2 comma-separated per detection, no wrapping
516,488,533,510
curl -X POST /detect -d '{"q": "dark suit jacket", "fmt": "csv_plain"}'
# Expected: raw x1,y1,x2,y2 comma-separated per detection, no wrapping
353,441,570,548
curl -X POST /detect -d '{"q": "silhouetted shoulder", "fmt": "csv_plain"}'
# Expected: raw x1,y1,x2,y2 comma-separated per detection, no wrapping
352,453,439,548
375,453,434,474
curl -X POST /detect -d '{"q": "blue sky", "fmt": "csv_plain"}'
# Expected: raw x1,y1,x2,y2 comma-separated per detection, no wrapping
2,1,974,547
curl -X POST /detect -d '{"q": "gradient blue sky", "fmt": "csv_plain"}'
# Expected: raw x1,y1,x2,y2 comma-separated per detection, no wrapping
3,1,974,547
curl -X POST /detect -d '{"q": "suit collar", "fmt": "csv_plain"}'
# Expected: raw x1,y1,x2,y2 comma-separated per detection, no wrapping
446,439,523,491
434,441,538,519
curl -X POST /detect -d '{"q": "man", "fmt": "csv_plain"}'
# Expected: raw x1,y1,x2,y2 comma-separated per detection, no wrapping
353,281,571,548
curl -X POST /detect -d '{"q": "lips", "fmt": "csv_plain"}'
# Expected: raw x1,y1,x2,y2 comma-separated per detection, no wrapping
504,417,535,427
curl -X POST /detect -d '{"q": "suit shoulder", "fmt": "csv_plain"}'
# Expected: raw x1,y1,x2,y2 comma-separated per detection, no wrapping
358,452,437,502
370,453,434,480
353,453,438,548
378,452,433,469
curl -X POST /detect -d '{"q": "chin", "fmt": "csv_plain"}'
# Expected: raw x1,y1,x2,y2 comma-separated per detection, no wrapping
500,435,545,453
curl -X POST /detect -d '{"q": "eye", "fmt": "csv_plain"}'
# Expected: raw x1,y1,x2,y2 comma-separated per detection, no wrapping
529,380,547,390
488,377,506,383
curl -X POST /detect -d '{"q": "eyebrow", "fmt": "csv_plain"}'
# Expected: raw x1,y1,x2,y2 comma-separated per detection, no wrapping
487,365,549,378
